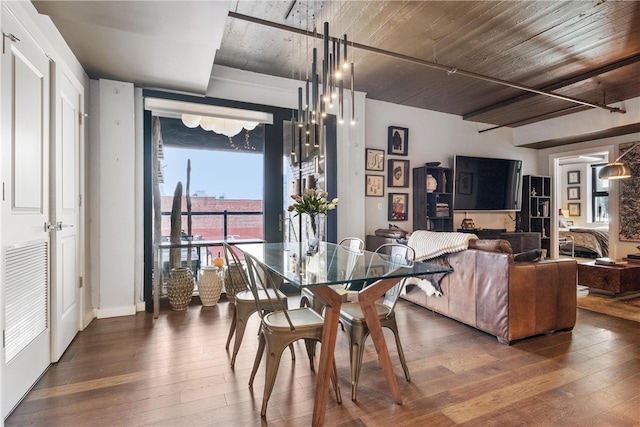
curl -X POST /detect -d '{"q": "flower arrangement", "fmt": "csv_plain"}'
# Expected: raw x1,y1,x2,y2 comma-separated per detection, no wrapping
288,189,337,253
288,188,338,217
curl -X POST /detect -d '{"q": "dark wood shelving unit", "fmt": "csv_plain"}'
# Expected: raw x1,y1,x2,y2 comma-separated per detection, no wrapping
413,165,453,232
521,175,552,254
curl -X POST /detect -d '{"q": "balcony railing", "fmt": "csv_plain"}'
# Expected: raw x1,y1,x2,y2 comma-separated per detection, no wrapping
160,209,264,241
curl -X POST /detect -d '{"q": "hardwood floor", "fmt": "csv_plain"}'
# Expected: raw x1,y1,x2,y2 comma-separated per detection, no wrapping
6,297,640,426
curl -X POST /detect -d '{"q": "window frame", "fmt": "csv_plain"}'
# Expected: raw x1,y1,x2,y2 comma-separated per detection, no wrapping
591,163,609,223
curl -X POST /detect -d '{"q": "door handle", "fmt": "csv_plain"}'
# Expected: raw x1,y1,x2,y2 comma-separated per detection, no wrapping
56,221,74,231
44,222,56,232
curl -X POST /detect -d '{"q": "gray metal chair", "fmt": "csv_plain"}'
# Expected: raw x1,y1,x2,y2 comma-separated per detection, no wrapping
223,242,292,368
339,243,415,401
244,253,342,417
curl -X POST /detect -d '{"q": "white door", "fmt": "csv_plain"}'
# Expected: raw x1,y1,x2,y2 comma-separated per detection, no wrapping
1,10,51,417
51,70,82,362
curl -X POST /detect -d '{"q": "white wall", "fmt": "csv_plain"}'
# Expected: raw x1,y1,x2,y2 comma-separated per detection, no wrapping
90,79,137,318
364,100,540,235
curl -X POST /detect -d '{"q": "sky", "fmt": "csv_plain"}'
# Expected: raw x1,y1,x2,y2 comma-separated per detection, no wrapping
161,147,263,199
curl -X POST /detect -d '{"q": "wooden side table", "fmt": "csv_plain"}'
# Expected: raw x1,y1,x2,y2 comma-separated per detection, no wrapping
577,261,640,294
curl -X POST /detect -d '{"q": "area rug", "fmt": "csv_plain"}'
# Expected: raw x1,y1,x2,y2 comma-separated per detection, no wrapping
577,289,640,322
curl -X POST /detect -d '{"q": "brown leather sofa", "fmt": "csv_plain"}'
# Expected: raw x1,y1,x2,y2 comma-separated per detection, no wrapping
401,239,578,344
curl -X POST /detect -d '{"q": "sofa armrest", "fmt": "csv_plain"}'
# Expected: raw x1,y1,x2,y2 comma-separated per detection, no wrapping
506,258,577,343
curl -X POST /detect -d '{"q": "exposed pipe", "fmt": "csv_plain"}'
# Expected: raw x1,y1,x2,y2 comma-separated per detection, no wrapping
228,11,626,116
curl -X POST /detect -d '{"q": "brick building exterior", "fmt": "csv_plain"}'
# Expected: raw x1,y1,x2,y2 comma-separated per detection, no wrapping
160,197,263,240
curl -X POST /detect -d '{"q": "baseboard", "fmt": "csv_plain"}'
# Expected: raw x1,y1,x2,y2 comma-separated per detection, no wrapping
136,301,146,312
96,305,137,319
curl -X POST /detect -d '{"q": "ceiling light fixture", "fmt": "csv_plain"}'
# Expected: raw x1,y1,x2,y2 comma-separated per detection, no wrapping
180,114,259,138
296,20,355,129
598,143,639,180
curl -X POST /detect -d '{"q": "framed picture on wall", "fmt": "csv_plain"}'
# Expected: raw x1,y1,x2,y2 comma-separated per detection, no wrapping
567,186,580,200
388,193,408,221
568,203,581,216
388,159,410,187
365,175,384,197
365,148,385,171
387,126,408,156
567,170,580,184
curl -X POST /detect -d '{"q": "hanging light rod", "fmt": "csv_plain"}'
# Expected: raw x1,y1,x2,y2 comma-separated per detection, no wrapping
227,11,626,115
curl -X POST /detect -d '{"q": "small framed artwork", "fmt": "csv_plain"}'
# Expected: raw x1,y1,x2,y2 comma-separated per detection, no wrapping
387,126,408,156
389,193,409,221
365,148,385,171
568,203,581,216
567,186,580,200
567,170,580,185
388,159,410,188
365,175,384,197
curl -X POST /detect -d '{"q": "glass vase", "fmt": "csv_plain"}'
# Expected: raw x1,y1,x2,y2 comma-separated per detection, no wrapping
305,213,324,254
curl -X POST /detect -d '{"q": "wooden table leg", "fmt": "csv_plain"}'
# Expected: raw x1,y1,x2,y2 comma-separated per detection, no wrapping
310,286,343,427
358,277,403,404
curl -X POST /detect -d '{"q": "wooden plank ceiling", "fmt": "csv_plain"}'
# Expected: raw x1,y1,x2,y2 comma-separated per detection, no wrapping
215,0,640,128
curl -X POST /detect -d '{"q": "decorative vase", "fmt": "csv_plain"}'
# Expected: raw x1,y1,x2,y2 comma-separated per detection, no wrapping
306,213,323,254
426,174,437,193
167,267,195,311
224,262,247,304
198,266,224,306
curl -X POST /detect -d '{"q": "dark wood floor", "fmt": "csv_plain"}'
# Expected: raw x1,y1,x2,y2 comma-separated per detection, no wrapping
6,297,640,426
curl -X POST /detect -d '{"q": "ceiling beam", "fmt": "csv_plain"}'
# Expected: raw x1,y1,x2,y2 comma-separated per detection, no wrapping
465,53,640,121
228,11,627,116
518,123,640,149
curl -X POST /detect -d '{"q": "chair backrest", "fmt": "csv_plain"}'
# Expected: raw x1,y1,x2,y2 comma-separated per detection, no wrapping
368,243,415,313
244,253,296,331
340,237,365,252
330,238,365,289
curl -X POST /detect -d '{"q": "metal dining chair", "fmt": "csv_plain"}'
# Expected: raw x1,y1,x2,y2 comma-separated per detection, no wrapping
222,242,292,368
299,237,365,312
244,253,342,417
339,243,415,401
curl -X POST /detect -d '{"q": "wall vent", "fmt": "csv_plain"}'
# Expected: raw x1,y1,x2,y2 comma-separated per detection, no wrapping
4,241,49,362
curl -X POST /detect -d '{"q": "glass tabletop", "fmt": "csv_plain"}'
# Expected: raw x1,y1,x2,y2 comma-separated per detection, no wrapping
236,242,452,288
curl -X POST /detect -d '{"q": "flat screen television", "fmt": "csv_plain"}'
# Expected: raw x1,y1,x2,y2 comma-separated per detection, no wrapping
454,155,523,211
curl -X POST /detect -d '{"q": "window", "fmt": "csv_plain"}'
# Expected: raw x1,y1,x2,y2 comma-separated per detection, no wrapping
591,164,609,223
157,116,266,263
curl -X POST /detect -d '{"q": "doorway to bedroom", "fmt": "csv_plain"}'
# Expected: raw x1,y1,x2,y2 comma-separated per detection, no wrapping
552,148,610,263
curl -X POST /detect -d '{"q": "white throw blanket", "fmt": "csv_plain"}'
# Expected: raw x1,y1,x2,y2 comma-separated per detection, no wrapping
408,230,478,262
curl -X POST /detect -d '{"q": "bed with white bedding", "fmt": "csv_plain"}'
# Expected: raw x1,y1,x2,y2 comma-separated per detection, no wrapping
559,226,609,258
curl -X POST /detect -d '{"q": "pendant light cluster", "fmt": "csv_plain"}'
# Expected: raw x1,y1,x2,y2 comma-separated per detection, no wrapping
294,21,355,140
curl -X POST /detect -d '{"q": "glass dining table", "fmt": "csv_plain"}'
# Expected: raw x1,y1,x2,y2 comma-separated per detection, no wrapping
236,241,452,426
